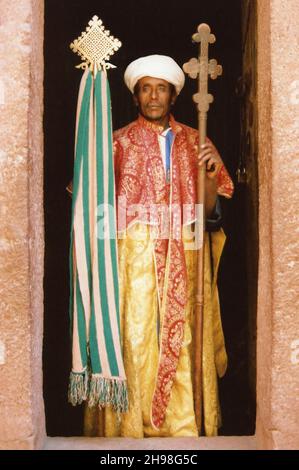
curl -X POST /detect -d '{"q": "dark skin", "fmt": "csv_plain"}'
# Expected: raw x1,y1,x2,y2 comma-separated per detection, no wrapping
134,76,223,217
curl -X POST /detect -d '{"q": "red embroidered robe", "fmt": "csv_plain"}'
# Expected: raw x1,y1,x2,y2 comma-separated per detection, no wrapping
113,114,234,428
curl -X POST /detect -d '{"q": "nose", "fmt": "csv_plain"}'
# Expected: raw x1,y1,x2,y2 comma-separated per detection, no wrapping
150,88,158,100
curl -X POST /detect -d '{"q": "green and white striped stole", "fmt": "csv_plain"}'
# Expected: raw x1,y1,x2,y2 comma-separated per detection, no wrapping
68,68,128,413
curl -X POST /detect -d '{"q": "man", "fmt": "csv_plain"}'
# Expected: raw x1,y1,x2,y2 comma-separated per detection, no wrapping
84,55,234,437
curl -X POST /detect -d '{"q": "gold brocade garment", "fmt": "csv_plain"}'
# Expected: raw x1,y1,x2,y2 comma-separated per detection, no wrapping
85,223,227,437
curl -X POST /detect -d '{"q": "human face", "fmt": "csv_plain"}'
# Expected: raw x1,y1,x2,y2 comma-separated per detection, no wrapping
134,76,176,129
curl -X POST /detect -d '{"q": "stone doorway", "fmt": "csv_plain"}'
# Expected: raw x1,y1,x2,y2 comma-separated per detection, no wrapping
0,0,298,450
43,0,256,437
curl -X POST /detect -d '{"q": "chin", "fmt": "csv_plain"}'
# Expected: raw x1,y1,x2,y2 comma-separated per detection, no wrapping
148,117,163,122
146,114,164,121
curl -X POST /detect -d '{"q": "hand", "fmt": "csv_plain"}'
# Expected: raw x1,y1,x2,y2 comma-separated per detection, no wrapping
66,181,73,197
197,142,223,179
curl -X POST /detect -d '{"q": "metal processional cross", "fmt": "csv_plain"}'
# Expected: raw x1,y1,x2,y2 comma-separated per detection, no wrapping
183,23,222,434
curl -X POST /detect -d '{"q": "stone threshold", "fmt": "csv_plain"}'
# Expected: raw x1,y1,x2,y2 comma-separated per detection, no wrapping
44,436,257,450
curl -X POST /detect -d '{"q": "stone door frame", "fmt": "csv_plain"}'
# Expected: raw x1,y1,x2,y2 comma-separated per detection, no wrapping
0,0,298,450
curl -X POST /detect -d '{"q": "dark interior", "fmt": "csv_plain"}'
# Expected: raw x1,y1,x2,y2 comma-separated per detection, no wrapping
43,0,255,436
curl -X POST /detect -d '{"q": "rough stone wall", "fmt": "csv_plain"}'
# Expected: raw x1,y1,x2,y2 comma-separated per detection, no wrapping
256,0,299,450
0,0,45,449
256,0,273,450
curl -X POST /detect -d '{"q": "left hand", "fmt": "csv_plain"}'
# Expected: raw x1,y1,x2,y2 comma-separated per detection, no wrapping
197,142,223,179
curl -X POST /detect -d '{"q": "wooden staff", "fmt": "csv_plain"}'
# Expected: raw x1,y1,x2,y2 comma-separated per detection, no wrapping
183,23,222,434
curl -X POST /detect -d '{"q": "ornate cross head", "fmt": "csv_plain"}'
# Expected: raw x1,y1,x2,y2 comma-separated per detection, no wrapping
183,24,222,113
70,16,122,72
192,23,216,46
183,57,222,81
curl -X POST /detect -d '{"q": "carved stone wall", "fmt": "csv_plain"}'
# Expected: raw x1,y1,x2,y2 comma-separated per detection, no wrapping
256,0,299,450
0,0,45,449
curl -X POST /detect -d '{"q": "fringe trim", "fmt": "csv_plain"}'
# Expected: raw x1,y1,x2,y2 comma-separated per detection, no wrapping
88,375,128,413
68,370,88,406
68,372,128,413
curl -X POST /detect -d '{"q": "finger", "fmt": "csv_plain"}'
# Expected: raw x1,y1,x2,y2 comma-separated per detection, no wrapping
200,152,222,164
198,149,214,160
200,143,215,152
206,157,219,169
206,163,216,172
195,143,214,152
198,152,218,162
199,148,219,159
198,155,214,166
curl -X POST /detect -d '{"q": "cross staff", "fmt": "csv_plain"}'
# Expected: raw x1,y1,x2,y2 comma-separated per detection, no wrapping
183,23,222,434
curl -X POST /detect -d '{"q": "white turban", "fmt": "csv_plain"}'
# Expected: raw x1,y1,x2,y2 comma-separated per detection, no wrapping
124,54,185,95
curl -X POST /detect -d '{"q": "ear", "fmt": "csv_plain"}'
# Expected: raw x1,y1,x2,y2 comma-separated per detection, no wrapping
133,95,139,107
171,94,177,106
